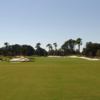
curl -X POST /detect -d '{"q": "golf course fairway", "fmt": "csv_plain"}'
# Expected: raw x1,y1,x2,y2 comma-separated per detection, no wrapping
0,57,100,100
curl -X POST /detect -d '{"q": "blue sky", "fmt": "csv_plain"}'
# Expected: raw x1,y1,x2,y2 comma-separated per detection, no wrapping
0,0,100,48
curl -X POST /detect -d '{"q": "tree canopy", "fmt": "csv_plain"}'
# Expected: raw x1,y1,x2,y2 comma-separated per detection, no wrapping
0,38,100,57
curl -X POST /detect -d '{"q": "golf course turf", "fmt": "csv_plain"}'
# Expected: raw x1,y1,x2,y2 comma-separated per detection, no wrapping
0,57,100,100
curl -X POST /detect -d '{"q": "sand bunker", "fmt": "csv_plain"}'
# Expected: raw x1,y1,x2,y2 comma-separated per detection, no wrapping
68,56,100,61
48,55,100,61
48,56,61,58
10,56,30,62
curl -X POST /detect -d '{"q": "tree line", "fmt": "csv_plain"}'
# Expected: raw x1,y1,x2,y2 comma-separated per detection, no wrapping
0,38,100,57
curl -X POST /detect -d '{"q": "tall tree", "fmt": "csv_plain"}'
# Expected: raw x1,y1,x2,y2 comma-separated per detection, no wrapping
61,39,76,55
67,39,76,52
61,41,69,50
4,42,9,56
76,38,82,52
4,42,9,48
46,44,53,52
35,43,47,56
83,42,100,57
36,43,41,49
53,43,57,51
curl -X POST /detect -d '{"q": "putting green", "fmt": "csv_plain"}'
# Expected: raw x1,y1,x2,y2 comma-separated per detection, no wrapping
0,57,100,100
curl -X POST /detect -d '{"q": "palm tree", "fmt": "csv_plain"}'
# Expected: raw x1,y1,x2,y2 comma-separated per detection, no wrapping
76,38,82,52
46,44,53,52
53,43,57,51
36,43,41,49
4,42,9,48
4,42,10,56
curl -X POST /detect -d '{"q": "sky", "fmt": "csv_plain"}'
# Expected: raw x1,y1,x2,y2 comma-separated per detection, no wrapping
0,0,100,49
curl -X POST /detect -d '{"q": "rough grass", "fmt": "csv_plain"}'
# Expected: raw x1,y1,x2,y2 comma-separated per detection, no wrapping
0,57,100,100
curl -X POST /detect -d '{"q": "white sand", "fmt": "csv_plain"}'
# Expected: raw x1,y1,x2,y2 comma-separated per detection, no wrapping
48,55,100,61
68,56,100,61
10,56,30,62
48,56,61,58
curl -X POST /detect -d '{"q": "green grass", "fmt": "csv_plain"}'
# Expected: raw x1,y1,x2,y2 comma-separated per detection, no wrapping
0,57,100,100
